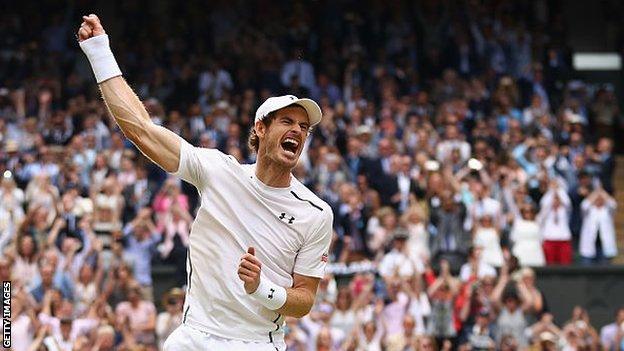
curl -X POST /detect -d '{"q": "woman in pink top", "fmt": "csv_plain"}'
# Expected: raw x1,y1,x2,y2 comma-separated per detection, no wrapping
152,179,191,265
115,283,157,346
152,180,189,225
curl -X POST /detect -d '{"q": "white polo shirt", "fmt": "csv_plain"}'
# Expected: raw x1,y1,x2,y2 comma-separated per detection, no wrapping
172,140,333,344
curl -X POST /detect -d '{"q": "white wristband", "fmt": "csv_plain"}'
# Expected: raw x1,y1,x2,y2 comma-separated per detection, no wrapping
251,277,287,310
79,34,122,83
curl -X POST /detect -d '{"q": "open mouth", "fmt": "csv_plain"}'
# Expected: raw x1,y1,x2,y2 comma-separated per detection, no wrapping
281,137,300,156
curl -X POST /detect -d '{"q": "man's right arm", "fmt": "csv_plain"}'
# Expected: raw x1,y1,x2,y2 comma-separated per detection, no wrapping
99,76,181,172
78,14,181,173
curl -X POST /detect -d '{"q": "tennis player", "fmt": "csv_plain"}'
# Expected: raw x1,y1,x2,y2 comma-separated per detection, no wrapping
77,14,333,351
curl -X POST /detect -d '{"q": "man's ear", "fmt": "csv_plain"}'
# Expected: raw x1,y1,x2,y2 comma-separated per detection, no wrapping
255,120,266,139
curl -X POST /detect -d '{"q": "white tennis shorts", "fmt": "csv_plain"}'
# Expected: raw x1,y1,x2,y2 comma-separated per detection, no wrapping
163,323,285,351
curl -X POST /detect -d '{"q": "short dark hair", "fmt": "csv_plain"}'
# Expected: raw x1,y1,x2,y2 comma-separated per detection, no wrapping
247,112,276,153
502,290,520,303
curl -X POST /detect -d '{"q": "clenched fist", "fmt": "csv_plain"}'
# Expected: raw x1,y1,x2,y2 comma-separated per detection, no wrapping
77,14,105,42
238,247,262,294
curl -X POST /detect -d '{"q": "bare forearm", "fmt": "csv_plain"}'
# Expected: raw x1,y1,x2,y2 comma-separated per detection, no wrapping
46,225,61,248
76,14,182,175
137,320,156,332
239,251,319,319
99,78,181,172
99,77,150,143
427,278,445,296
459,299,471,321
491,276,508,303
276,287,315,318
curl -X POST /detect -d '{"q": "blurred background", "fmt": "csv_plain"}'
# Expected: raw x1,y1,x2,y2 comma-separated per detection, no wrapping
2,0,624,350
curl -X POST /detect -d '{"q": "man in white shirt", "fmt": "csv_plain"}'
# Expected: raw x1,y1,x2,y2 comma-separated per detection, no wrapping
436,124,471,163
378,229,423,280
198,62,234,101
466,182,503,231
459,246,497,282
77,15,333,351
281,48,316,92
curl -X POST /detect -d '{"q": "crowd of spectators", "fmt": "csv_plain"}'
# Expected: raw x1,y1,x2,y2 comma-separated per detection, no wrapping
1,0,623,350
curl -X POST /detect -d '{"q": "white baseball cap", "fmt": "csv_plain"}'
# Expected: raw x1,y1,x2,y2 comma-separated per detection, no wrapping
255,95,322,127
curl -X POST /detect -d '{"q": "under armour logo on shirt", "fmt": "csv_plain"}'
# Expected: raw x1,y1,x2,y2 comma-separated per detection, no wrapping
268,288,275,299
279,212,295,224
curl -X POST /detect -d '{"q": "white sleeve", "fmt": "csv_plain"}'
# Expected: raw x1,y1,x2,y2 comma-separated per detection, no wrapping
461,142,471,162
580,198,592,214
155,313,169,337
171,139,229,191
419,293,431,316
509,224,518,244
293,211,333,278
539,189,554,208
0,222,13,253
459,264,471,281
557,188,571,208
377,255,392,278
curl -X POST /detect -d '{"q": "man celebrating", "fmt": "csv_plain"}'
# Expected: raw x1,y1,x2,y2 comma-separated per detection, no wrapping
77,14,333,350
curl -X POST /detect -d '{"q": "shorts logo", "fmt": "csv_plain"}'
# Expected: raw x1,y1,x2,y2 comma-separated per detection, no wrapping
321,253,328,262
279,212,295,224
268,288,275,299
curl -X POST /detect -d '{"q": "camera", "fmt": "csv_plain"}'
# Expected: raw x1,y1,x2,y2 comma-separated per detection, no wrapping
424,160,440,171
468,158,483,171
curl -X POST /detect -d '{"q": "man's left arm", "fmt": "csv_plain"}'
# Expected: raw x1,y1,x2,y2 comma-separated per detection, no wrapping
238,211,332,318
238,249,320,318
276,274,319,318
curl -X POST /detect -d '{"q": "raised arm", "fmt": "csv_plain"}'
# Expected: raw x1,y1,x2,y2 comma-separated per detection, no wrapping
77,14,181,173
490,264,509,310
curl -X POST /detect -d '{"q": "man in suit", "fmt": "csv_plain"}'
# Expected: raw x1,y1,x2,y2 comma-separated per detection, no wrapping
388,155,424,212
362,137,395,204
596,137,615,194
430,190,469,269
